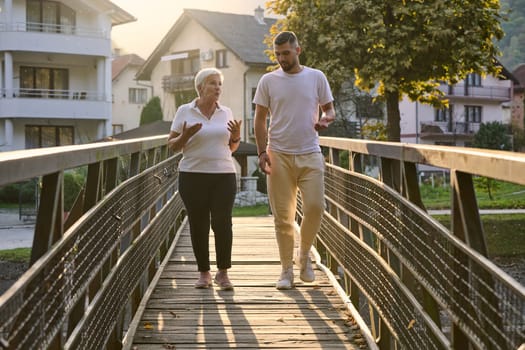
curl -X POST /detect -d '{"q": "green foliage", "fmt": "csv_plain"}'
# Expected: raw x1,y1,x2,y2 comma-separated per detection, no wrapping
267,0,505,141
471,122,512,199
473,121,512,150
64,170,85,211
0,179,37,203
512,124,525,151
140,96,163,126
361,121,387,141
499,0,525,70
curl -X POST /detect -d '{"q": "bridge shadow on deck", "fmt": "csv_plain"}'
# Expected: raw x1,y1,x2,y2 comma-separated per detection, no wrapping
128,216,367,349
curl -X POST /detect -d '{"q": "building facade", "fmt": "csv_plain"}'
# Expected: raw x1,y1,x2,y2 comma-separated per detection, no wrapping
136,7,276,145
111,53,150,135
400,71,516,147
0,0,134,151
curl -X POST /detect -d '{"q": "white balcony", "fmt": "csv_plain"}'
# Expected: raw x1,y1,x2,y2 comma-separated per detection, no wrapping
0,88,110,120
438,84,511,102
0,22,110,56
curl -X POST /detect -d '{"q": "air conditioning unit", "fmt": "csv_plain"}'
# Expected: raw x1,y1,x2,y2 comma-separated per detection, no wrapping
200,49,214,61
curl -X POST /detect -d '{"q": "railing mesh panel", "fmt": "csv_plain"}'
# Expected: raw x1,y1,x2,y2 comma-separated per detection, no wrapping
0,155,182,349
315,164,524,349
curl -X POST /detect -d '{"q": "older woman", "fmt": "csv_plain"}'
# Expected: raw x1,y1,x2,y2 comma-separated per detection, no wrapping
168,68,242,290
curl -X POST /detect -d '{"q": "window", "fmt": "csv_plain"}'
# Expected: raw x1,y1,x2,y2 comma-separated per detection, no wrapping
435,107,451,122
25,125,74,149
466,73,482,87
26,0,76,33
465,105,482,123
112,124,124,135
216,50,228,68
20,66,68,98
129,88,147,104
171,50,200,75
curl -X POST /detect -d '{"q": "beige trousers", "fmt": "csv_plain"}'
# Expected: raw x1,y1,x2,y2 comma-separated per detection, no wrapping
267,151,325,269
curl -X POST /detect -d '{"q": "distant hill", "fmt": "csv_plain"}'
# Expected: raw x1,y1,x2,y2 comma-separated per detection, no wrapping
499,0,525,70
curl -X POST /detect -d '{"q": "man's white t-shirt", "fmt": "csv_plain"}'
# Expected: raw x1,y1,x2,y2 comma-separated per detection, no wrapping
170,99,236,173
253,66,333,154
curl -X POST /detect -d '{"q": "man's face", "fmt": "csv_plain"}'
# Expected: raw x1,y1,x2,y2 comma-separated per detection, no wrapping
274,42,301,72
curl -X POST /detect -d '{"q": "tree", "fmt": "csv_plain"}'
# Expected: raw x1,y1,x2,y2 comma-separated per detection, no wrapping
140,96,163,126
267,0,504,141
472,121,512,150
472,121,511,200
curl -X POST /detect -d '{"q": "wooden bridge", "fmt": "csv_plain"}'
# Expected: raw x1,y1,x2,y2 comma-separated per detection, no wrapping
127,216,366,349
0,136,524,350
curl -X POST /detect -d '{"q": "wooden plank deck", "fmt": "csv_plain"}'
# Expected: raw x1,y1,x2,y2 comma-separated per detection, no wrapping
128,216,368,349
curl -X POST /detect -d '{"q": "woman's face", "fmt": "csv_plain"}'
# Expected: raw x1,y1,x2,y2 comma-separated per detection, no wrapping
199,74,222,101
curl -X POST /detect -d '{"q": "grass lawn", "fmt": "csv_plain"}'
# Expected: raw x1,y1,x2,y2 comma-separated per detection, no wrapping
0,206,522,261
232,204,271,217
0,247,31,263
432,214,525,257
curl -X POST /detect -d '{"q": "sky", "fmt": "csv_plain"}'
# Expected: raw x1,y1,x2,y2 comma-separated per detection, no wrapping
110,0,274,59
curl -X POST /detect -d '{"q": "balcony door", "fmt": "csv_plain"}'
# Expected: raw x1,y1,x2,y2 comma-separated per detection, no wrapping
27,0,76,34
20,66,68,98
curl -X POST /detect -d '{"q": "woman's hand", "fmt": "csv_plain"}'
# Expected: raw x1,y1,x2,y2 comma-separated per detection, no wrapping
182,121,202,139
168,121,202,152
227,120,242,141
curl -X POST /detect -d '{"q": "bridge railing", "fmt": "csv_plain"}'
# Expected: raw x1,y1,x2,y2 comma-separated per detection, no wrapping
310,137,525,350
0,136,185,349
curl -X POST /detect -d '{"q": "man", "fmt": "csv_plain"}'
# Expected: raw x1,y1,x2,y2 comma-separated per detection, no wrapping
253,31,335,290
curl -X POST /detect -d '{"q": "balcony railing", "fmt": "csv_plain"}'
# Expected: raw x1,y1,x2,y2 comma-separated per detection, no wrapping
420,121,481,135
162,74,196,92
0,21,107,38
1,88,106,101
438,84,511,101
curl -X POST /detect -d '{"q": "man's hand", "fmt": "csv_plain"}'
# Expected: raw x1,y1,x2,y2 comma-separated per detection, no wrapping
314,114,334,131
258,152,271,175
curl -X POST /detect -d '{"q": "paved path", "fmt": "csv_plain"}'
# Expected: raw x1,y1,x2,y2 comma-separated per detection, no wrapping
0,210,35,249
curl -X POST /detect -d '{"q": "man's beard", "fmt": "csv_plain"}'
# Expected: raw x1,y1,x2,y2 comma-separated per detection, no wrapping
280,60,297,72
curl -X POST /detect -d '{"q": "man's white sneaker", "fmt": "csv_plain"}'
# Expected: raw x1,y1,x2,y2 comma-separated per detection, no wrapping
276,267,294,290
297,253,315,282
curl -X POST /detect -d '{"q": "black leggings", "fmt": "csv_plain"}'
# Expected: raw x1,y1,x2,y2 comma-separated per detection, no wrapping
178,172,237,272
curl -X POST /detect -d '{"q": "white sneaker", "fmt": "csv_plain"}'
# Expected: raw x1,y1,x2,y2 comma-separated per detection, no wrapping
297,251,315,282
276,267,294,290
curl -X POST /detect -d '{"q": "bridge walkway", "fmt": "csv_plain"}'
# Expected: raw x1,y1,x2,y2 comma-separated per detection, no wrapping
128,216,367,349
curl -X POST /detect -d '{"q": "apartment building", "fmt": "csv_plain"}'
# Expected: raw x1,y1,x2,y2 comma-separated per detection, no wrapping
400,68,518,147
0,0,135,151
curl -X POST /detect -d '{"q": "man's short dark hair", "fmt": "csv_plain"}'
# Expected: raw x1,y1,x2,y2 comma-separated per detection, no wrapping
274,31,299,47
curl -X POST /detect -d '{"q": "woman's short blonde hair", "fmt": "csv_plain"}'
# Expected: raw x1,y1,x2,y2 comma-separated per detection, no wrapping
194,68,224,96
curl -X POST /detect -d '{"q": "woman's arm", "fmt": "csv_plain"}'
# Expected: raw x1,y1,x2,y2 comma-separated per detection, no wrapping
167,121,202,152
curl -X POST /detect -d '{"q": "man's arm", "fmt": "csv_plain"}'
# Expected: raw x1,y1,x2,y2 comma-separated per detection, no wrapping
254,104,271,174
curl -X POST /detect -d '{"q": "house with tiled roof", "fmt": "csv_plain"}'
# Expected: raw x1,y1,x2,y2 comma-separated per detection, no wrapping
111,53,150,134
135,7,277,147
